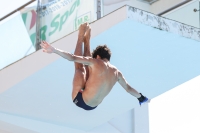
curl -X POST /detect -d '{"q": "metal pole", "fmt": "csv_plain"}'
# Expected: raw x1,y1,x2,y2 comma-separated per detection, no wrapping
36,0,41,50
97,0,101,20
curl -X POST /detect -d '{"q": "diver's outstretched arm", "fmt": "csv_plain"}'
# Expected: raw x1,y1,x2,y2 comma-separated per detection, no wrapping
117,70,141,98
117,70,150,105
40,41,94,65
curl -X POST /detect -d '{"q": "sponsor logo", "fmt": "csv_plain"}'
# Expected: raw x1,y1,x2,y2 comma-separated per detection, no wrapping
74,99,78,104
21,0,81,45
75,12,91,30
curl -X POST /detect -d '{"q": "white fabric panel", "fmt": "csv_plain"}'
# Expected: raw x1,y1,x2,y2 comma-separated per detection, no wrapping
133,104,149,133
0,0,31,18
149,75,200,133
0,13,34,70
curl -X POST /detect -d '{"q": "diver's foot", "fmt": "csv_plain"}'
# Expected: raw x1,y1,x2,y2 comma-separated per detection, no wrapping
84,25,91,43
78,23,89,39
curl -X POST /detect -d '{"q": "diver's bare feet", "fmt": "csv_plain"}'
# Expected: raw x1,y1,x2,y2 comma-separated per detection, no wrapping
83,25,91,57
84,25,91,43
78,23,89,39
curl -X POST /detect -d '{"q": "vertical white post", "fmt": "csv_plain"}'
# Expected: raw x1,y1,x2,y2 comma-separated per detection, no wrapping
133,104,149,133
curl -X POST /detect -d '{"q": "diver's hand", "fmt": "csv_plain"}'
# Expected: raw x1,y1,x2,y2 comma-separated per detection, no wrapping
40,41,55,54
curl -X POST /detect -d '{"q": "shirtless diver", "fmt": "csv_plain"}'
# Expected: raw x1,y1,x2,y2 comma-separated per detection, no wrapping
40,23,149,110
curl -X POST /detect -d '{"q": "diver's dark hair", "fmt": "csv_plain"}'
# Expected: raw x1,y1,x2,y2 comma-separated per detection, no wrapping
92,45,111,61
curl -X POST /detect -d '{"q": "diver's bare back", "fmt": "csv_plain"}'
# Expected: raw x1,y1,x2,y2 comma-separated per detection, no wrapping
83,59,118,107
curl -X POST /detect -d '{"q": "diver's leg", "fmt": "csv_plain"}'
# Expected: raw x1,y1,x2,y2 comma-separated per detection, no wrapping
83,26,91,81
72,23,88,100
74,23,88,69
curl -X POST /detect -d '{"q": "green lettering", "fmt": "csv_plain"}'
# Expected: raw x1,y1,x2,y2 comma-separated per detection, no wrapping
76,0,80,6
69,1,77,15
49,14,60,36
84,16,89,22
77,18,83,26
59,11,69,31
40,25,47,40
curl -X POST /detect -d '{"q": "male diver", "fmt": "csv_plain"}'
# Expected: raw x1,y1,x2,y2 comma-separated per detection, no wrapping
40,23,149,110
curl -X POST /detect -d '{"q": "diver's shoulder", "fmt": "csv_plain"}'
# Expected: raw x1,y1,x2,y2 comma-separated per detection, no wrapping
108,63,118,70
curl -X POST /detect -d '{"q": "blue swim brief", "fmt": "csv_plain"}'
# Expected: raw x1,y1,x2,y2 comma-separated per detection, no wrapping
73,91,97,111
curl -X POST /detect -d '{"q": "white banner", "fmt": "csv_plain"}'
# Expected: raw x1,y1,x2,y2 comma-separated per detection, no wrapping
21,0,96,46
